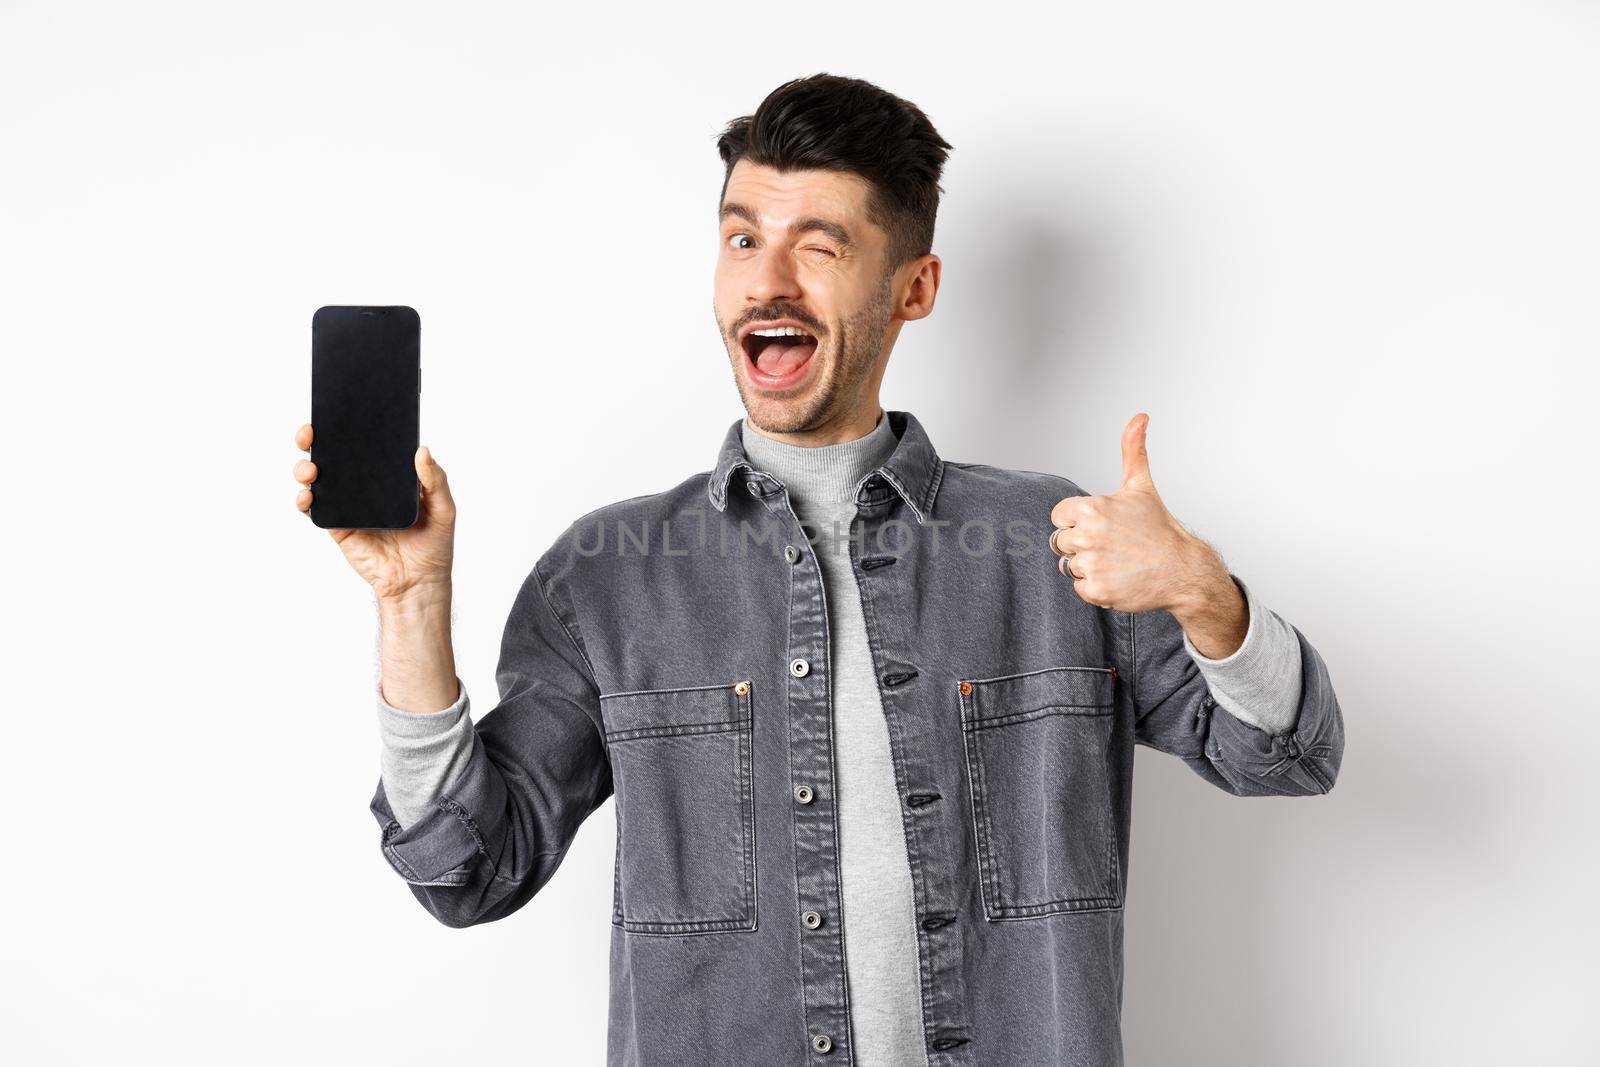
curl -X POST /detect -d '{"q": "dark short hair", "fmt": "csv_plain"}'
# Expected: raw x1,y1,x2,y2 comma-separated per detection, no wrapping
715,74,953,277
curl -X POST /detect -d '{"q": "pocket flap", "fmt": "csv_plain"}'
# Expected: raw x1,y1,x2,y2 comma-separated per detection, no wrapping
961,665,1114,726
600,680,753,740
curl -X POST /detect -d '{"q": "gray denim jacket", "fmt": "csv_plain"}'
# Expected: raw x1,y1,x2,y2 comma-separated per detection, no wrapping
368,409,1345,1066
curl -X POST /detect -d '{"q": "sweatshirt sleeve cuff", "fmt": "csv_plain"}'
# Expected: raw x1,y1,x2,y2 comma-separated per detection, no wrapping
1181,575,1303,736
375,677,476,830
377,676,468,728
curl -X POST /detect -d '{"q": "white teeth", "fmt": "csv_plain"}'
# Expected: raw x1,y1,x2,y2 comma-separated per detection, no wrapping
750,325,813,338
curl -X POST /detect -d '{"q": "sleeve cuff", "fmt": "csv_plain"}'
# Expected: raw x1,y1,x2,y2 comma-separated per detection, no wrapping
377,676,468,727
375,677,477,830
1181,575,1303,736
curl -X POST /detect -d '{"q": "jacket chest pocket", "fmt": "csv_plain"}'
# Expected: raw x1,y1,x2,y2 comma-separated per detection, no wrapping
958,665,1121,919
600,680,757,935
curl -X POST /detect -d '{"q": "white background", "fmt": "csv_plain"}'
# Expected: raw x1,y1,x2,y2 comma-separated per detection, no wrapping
3,1,1595,1064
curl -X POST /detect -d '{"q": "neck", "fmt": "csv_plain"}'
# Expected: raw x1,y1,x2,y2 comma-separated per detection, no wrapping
744,403,886,448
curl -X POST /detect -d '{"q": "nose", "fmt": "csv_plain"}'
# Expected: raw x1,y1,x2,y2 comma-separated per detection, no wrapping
746,246,802,305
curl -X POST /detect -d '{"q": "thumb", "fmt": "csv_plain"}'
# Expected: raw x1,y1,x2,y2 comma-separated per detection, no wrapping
416,444,447,494
1119,413,1155,492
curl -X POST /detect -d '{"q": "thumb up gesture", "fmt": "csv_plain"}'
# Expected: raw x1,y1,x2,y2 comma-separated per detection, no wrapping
1048,413,1222,614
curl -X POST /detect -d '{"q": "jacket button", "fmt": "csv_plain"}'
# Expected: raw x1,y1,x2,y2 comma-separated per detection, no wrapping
794,784,814,804
784,544,801,563
958,680,972,696
734,680,749,696
811,1034,833,1053
789,657,810,678
746,479,762,496
802,910,823,929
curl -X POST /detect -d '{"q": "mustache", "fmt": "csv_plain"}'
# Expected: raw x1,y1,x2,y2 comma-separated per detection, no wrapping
736,312,824,337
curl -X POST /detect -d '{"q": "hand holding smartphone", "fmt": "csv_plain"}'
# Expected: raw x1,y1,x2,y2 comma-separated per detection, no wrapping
294,303,457,603
292,304,461,713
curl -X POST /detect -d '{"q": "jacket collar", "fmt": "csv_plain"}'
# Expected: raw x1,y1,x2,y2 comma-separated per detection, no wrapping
707,409,945,525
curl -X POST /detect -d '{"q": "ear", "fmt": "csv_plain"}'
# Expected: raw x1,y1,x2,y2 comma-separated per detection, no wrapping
896,253,941,322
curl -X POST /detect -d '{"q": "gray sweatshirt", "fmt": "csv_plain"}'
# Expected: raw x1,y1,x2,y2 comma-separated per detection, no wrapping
373,412,1303,1064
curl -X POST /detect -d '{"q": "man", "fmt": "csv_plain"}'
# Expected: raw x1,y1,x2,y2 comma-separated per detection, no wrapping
292,73,1343,1066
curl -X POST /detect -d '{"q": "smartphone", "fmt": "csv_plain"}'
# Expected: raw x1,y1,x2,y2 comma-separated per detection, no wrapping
309,305,421,529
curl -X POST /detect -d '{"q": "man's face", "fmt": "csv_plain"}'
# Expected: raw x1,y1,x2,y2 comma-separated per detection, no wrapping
713,160,898,434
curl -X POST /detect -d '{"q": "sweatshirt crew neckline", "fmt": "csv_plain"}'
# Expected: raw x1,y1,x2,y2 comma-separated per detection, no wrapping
739,409,899,511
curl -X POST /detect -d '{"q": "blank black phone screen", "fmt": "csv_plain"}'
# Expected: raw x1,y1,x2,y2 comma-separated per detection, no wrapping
309,305,420,529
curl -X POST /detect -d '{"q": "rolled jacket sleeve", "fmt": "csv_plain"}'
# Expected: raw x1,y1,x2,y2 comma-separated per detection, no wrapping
1118,572,1344,797
368,551,614,927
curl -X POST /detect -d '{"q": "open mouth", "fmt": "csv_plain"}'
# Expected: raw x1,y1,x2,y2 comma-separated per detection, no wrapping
741,325,820,389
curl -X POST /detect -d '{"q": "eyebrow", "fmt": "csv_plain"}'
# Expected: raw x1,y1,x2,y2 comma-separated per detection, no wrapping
719,202,854,248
